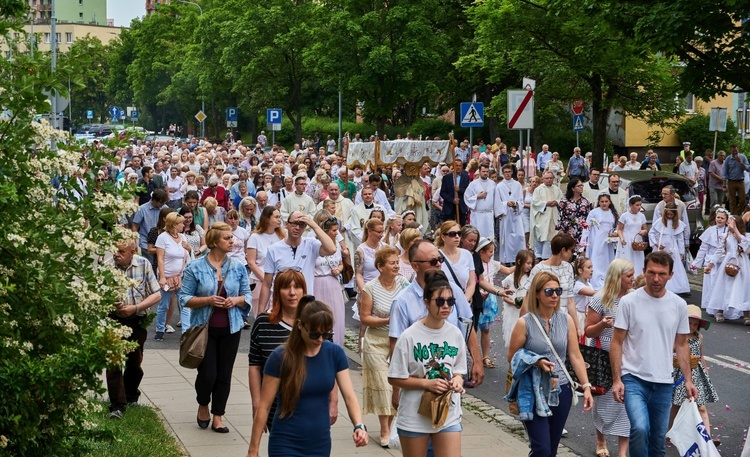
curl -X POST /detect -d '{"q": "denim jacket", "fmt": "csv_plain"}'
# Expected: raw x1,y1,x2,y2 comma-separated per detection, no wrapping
504,348,552,421
179,255,252,334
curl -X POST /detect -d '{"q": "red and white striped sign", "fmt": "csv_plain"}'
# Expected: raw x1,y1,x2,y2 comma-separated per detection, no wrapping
507,90,534,130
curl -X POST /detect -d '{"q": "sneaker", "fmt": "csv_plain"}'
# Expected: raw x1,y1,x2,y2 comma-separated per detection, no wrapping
176,321,182,328
127,401,140,408
562,428,568,436
165,325,175,334
154,332,164,341
108,410,124,420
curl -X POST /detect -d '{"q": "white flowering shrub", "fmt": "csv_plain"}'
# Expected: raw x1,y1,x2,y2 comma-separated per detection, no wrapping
0,4,138,454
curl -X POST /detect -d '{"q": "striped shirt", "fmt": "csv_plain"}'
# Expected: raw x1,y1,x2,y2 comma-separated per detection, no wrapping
248,314,293,368
523,311,570,384
113,254,160,316
362,276,409,331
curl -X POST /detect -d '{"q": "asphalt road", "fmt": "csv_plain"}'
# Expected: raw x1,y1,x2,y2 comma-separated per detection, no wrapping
144,282,749,456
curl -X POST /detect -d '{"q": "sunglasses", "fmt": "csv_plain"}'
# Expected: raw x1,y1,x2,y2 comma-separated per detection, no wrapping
543,287,564,297
288,221,307,228
413,255,445,267
432,297,456,308
444,230,461,238
301,322,334,340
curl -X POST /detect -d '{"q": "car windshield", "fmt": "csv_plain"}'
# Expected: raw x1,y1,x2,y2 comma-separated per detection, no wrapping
629,178,695,204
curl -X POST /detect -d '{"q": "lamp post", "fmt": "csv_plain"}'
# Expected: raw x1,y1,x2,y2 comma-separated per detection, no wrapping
176,0,204,139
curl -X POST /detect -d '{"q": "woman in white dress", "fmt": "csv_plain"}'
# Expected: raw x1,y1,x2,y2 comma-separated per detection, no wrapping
313,215,346,347
692,207,730,314
705,215,750,323
355,218,386,351
648,203,690,294
585,193,618,289
615,195,648,276
246,207,285,317
501,250,534,349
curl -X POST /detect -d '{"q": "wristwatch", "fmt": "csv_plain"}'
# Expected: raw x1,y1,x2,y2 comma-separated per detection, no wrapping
353,423,367,433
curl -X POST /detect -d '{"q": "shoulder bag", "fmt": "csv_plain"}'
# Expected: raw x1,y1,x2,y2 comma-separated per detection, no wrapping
179,270,223,369
530,313,579,406
439,250,473,341
564,334,611,396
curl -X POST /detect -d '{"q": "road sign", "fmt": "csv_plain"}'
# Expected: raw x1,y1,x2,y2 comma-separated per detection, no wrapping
522,77,536,90
195,110,207,123
507,90,534,130
109,106,121,123
119,111,126,120
460,102,484,127
131,110,139,120
573,114,585,132
227,121,238,128
709,107,727,132
266,108,282,125
86,110,93,120
572,99,584,115
271,123,281,131
226,107,238,122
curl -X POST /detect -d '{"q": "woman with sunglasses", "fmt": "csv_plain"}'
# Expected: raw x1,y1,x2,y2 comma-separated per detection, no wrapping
180,222,251,434
312,211,347,347
247,299,368,457
248,270,306,434
508,271,594,456
435,221,476,306
388,270,468,457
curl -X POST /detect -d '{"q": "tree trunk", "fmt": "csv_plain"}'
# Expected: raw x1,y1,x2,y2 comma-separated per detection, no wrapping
591,102,608,171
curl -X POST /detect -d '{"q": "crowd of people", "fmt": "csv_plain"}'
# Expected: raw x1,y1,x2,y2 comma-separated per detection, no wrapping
97,133,750,456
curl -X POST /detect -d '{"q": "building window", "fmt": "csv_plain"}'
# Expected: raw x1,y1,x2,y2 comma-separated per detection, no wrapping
79,12,83,18
79,0,83,3
44,32,50,43
56,33,61,43
684,94,695,112
66,32,73,43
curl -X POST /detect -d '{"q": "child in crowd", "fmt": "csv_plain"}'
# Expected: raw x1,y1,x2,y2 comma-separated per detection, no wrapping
572,256,596,335
501,250,534,350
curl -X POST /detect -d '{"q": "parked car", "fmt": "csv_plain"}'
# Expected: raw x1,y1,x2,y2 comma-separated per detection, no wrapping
88,124,115,137
600,170,703,238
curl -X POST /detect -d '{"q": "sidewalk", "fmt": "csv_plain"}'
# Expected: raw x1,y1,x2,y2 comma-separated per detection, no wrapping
138,347,537,457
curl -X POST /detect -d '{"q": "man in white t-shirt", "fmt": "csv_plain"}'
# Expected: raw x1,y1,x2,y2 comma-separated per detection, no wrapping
610,251,697,457
258,212,336,306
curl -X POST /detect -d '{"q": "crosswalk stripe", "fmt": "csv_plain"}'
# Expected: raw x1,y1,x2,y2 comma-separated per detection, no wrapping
704,355,750,375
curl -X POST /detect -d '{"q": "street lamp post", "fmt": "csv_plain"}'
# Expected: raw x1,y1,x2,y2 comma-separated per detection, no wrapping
176,0,204,139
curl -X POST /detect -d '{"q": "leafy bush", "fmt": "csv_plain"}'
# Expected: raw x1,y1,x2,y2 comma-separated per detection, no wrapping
675,113,739,154
0,9,136,455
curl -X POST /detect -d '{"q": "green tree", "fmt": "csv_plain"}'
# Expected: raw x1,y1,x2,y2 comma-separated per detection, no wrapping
621,0,750,99
468,0,684,167
57,36,111,126
675,114,739,155
0,2,138,454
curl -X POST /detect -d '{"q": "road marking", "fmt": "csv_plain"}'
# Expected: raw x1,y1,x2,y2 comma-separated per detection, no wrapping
713,354,750,367
704,355,750,375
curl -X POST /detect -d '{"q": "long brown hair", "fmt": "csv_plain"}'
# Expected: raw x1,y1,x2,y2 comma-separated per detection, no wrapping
513,250,535,289
254,206,285,239
434,220,459,248
278,299,333,418
268,269,307,324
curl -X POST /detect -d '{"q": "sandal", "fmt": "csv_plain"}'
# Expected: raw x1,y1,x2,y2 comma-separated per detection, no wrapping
715,312,725,323
595,449,610,457
744,317,750,326
483,357,497,368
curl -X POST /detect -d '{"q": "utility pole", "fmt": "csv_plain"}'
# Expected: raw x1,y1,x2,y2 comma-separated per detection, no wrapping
50,0,57,145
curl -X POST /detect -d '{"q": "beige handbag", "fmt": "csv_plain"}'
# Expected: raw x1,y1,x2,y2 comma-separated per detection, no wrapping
417,390,453,428
179,279,222,369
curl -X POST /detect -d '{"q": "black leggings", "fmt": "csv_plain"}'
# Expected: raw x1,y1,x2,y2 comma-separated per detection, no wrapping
195,327,241,416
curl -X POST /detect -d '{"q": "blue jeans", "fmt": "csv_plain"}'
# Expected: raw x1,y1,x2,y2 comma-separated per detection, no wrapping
622,374,673,457
155,289,173,333
523,383,572,456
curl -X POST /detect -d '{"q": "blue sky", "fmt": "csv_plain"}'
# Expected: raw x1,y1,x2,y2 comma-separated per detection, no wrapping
107,0,146,27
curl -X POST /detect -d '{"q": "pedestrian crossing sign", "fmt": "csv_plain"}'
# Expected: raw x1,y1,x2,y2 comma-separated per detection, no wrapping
460,102,484,127
573,114,585,132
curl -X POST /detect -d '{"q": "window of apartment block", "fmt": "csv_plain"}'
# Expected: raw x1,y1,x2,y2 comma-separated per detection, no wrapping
44,32,50,43
684,94,695,112
66,32,73,43
56,33,61,43
79,0,83,3
79,12,83,18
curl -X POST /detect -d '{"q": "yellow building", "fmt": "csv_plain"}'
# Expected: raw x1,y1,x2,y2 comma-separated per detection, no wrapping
1,22,121,57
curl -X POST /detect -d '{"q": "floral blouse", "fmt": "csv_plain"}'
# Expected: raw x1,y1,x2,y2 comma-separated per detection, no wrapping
556,196,591,243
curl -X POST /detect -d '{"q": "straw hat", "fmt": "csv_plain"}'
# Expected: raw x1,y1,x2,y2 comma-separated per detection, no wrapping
687,304,710,330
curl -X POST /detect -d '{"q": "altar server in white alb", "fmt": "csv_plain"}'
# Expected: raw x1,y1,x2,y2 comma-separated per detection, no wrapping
493,164,526,264
464,163,496,240
585,192,618,289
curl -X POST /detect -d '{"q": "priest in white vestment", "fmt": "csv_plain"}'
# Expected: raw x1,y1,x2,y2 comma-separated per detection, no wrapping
493,165,526,264
464,164,496,240
345,186,385,246
280,175,317,221
531,171,564,259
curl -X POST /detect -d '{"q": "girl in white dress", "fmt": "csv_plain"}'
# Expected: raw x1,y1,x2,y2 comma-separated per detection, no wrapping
384,214,403,250
572,256,596,334
705,215,750,323
501,250,534,349
585,193,618,289
692,207,730,313
616,195,648,276
648,203,690,294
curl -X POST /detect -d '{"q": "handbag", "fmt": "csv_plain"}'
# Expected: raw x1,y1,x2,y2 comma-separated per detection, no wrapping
439,250,473,340
417,390,453,428
179,279,223,369
530,314,579,406
564,335,612,396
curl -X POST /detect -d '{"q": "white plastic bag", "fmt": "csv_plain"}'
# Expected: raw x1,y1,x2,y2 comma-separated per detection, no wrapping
666,400,720,457
742,423,750,457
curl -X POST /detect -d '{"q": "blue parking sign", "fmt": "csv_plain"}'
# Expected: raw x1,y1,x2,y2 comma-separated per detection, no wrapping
266,108,282,124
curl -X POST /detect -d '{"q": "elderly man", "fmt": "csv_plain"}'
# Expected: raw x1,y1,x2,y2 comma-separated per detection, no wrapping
106,240,161,418
536,144,552,175
723,145,750,216
281,175,316,220
566,147,587,180
390,240,484,393
678,152,699,188
494,165,526,264
708,150,726,210
604,173,627,216
258,211,337,307
531,171,563,260
334,167,357,201
464,163,496,239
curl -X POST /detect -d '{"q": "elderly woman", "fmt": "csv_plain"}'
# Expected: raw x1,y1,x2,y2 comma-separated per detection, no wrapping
201,175,229,211
204,197,227,227
624,152,641,170
238,196,258,231
361,246,407,445
180,222,252,433
544,152,565,185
